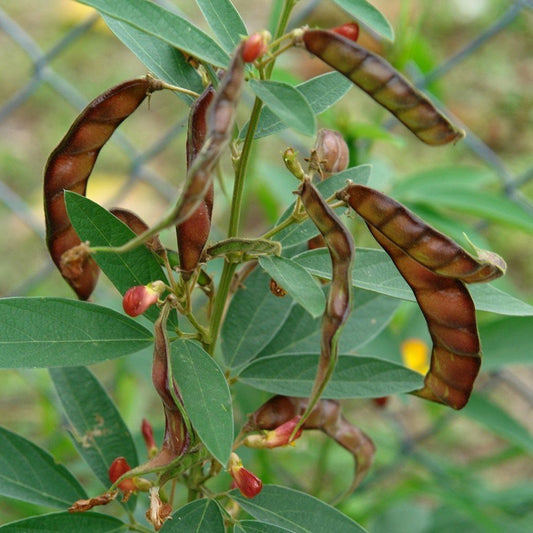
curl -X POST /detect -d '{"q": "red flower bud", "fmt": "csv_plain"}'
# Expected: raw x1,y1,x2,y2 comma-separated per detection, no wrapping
142,418,158,457
228,453,262,498
244,416,303,449
122,281,164,317
372,396,389,408
242,31,270,63
108,457,137,492
332,22,360,42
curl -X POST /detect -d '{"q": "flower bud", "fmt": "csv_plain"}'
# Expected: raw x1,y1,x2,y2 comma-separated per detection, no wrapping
372,396,389,408
228,453,263,498
242,31,271,63
312,128,349,178
243,416,303,448
142,418,158,457
122,281,164,317
108,457,137,492
332,22,360,42
283,148,305,180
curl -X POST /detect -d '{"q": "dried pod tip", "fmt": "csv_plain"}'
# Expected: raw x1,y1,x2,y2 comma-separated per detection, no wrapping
242,31,271,63
283,147,305,180
228,453,263,498
142,418,158,457
122,281,165,317
401,338,430,375
313,128,350,176
331,22,360,42
108,457,136,492
243,416,303,449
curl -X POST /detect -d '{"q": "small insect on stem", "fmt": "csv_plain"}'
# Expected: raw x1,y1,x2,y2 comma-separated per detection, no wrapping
301,29,465,145
295,178,355,431
44,76,164,299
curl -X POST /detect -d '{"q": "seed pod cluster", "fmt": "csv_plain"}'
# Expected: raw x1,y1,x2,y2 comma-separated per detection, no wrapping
177,85,215,280
337,183,505,408
297,178,355,424
44,76,163,299
302,29,465,146
245,395,375,491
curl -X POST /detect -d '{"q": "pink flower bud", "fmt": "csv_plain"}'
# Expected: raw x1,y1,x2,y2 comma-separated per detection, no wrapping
242,32,270,63
243,416,303,449
122,282,164,317
228,453,263,498
332,22,360,42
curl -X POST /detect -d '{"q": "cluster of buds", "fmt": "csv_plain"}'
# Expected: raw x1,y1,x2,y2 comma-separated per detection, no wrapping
228,453,263,498
122,280,166,317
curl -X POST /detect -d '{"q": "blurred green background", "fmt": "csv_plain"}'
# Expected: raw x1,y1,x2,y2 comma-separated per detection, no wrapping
0,0,532,530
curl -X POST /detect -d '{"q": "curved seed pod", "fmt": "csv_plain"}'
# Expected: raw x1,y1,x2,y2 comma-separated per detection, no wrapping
337,183,506,283
173,43,245,229
177,85,216,280
245,395,375,491
44,76,164,299
302,30,464,146
296,178,355,426
367,226,480,409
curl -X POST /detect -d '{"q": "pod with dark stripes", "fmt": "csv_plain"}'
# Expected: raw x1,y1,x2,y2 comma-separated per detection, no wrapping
44,76,164,299
244,395,375,491
301,29,464,146
336,183,506,283
296,177,355,426
177,85,215,281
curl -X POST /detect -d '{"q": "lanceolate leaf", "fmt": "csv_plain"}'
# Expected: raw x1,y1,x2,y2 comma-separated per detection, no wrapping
102,16,203,103
258,255,325,318
293,248,533,316
249,72,352,139
0,512,128,532
196,0,248,53
161,498,225,532
249,80,316,136
78,0,229,67
239,354,423,398
171,340,233,467
333,0,394,41
234,521,291,532
0,298,153,368
230,485,367,532
0,427,87,509
49,367,139,504
222,268,293,369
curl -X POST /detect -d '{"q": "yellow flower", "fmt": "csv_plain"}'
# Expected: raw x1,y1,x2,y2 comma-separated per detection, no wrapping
401,338,430,375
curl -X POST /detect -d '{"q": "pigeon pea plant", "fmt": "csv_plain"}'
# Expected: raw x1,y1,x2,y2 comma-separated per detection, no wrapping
2,1,531,531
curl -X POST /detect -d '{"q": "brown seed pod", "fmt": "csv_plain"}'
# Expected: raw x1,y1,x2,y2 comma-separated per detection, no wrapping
44,76,164,299
302,30,465,146
297,178,355,425
245,395,375,491
177,85,216,280
336,183,506,283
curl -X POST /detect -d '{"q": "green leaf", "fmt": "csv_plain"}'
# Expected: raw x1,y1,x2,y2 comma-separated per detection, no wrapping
293,248,533,316
65,191,173,326
333,0,394,41
248,72,352,139
161,498,224,532
49,367,139,502
258,256,325,318
170,340,233,467
249,80,316,136
78,0,229,67
102,15,203,103
196,0,248,53
0,298,153,368
479,317,533,369
234,521,291,533
274,165,371,248
0,427,87,509
462,393,533,454
222,268,293,369
258,289,400,357
239,354,423,398
0,512,128,532
230,485,367,532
